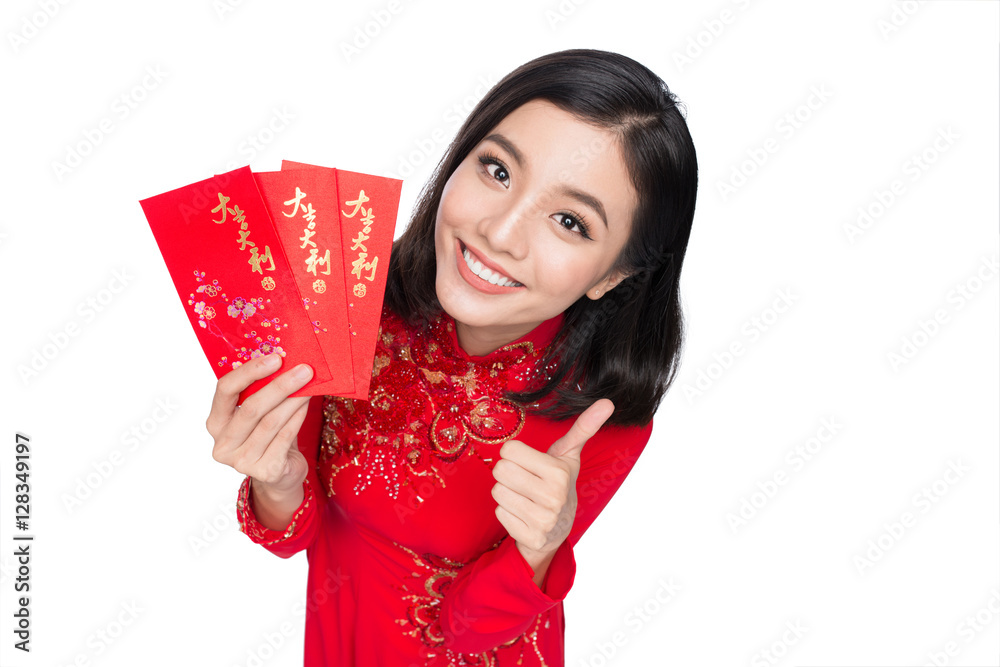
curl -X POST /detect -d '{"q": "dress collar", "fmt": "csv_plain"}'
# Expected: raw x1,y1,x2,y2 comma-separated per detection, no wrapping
436,308,564,363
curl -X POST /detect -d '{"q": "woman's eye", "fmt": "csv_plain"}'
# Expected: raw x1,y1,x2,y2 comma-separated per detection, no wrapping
478,154,510,187
555,213,591,239
487,163,509,184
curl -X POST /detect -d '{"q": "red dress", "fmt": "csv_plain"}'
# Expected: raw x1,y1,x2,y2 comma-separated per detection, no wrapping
236,303,654,666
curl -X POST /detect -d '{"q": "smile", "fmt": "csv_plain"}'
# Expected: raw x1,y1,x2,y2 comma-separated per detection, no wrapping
455,239,525,293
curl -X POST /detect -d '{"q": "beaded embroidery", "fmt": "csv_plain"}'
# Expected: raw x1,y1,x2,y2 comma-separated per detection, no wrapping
318,305,560,502
393,539,551,666
236,475,314,545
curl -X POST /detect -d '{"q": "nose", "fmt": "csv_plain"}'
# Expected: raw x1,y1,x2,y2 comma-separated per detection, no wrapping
476,196,532,260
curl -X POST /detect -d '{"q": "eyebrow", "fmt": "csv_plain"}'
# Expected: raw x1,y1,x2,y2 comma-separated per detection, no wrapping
483,133,609,229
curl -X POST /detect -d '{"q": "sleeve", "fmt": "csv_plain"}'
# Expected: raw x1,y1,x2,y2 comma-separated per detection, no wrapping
235,394,326,559
437,416,655,653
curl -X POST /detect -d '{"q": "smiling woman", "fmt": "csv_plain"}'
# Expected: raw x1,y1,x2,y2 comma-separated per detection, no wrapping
434,100,637,358
210,48,698,666
389,49,698,427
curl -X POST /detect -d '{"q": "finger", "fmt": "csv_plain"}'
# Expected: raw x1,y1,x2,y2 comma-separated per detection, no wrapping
207,353,283,437
236,395,312,473
494,498,529,538
252,399,312,483
220,361,314,456
546,398,614,460
497,439,554,478
493,456,562,507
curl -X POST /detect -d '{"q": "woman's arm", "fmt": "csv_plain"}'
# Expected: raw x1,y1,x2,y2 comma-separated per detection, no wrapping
235,395,326,558
250,477,306,531
437,417,655,653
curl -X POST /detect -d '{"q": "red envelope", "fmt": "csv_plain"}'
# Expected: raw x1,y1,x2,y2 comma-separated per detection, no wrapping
139,165,333,406
281,161,402,400
252,168,355,397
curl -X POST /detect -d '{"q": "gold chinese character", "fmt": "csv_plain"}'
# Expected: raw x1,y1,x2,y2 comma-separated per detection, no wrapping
237,227,255,251
350,230,370,253
301,203,317,225
212,193,230,224
351,253,378,281
306,248,332,276
300,227,317,249
359,208,374,230
249,245,275,274
342,190,370,218
283,187,308,217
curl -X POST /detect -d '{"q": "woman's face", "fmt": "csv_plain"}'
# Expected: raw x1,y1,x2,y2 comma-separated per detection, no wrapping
434,99,637,357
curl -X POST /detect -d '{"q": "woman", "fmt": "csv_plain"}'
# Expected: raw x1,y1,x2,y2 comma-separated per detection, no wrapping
207,48,697,665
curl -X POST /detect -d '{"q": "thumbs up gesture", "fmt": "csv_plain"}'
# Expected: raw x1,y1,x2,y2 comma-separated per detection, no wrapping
491,399,615,562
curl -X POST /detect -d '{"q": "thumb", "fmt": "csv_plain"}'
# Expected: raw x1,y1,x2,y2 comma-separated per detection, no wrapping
547,399,615,462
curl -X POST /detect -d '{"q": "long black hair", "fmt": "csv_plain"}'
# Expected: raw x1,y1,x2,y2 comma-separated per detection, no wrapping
384,48,698,427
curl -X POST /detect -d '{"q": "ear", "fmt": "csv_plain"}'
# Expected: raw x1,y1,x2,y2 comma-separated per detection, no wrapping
587,268,632,300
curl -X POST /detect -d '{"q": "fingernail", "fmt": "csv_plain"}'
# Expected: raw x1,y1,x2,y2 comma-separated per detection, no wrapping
263,354,280,368
293,364,313,381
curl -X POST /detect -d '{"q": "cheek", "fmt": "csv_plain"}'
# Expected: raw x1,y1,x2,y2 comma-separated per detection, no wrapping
534,243,599,294
440,174,489,228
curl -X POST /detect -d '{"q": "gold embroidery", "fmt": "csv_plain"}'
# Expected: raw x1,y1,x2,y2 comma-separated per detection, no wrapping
373,354,391,376
393,539,550,666
451,366,478,398
237,475,315,544
317,307,552,501
420,368,447,384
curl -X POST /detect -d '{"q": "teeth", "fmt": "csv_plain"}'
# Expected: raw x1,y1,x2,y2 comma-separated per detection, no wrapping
463,247,522,287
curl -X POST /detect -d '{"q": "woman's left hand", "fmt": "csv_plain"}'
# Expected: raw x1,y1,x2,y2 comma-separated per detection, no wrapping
491,398,615,561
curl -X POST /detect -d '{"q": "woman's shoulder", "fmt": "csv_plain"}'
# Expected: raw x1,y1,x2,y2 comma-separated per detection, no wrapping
525,408,654,455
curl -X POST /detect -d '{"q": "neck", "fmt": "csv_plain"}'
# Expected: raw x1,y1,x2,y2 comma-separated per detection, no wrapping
454,319,534,357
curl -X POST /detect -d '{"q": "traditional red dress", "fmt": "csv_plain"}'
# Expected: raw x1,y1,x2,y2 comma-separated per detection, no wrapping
236,303,654,666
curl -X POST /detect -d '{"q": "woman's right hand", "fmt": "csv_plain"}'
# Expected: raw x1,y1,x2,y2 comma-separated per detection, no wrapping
207,353,315,497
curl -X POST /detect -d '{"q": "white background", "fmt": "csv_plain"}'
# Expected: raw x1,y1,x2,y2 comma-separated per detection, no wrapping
1,1,997,666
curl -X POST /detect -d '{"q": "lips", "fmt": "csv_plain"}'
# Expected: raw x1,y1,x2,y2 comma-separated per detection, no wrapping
455,239,525,294
460,240,522,286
